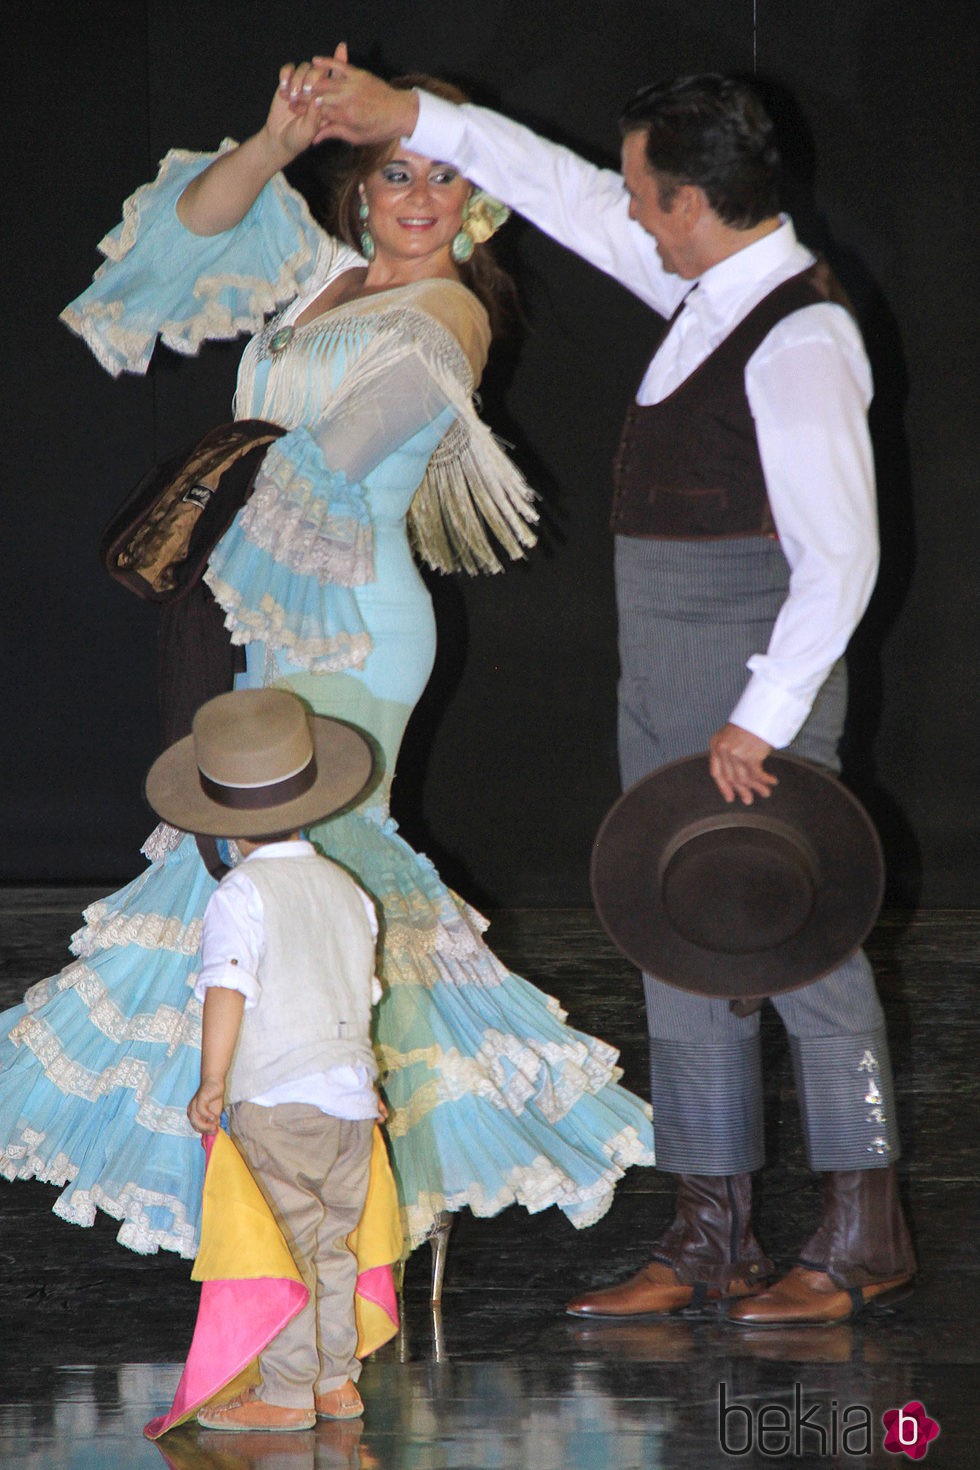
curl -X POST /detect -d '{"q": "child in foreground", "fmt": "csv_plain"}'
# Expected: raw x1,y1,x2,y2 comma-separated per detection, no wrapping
146,686,381,1432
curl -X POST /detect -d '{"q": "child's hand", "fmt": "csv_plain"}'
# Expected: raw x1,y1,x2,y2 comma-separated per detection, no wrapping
375,1090,389,1123
188,1079,225,1135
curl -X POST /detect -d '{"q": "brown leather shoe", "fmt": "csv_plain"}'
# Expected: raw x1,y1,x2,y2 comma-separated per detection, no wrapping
727,1263,915,1327
197,1389,315,1432
314,1378,364,1420
566,1173,773,1318
566,1260,765,1318
729,1166,916,1328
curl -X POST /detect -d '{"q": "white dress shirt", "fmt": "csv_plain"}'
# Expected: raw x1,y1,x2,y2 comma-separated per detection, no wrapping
409,93,879,748
196,840,382,1119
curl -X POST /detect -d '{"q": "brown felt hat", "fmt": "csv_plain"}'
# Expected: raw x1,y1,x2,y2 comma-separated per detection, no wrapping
590,753,884,999
145,689,373,838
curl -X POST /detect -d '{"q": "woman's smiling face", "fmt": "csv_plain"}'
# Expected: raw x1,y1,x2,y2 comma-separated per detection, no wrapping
360,148,471,274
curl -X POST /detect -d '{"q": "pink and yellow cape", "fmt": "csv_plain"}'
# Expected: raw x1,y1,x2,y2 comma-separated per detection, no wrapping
144,1126,401,1438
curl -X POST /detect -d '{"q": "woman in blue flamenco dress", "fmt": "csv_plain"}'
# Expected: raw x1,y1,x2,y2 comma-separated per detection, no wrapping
0,65,653,1266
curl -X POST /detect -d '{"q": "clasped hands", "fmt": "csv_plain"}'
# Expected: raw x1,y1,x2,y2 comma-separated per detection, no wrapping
272,43,418,151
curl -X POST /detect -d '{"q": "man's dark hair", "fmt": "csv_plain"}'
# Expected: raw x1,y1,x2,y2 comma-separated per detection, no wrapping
619,74,781,228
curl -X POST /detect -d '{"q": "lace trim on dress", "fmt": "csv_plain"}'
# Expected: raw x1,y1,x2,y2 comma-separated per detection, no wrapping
57,304,160,380
381,1027,623,1137
14,963,200,1053
202,415,375,673
67,1185,198,1258
398,1124,655,1248
59,143,325,378
381,901,505,990
141,823,186,863
99,141,239,260
0,1133,197,1255
7,1015,196,1137
69,904,203,960
60,289,302,381
204,568,373,672
235,439,374,587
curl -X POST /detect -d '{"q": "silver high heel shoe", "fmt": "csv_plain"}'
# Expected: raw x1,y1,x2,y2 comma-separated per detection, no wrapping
427,1210,453,1304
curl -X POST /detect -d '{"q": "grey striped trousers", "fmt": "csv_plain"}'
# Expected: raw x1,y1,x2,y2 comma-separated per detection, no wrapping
614,535,900,1174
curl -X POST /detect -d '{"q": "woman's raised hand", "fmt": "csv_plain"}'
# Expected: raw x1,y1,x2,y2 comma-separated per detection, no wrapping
265,60,333,162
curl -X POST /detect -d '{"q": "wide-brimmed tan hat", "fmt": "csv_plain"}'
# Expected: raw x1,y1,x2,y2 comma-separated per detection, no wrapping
145,689,373,838
590,753,884,999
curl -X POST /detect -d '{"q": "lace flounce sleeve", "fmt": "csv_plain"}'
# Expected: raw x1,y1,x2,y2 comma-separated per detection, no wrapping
59,141,326,377
204,429,374,674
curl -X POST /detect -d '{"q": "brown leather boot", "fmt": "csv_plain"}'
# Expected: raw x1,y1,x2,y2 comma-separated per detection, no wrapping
729,1165,916,1327
566,1174,773,1318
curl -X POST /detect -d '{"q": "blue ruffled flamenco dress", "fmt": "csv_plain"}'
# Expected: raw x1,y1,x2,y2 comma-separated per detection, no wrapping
0,145,654,1259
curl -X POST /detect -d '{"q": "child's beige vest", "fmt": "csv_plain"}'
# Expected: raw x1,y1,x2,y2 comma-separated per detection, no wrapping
226,854,378,1104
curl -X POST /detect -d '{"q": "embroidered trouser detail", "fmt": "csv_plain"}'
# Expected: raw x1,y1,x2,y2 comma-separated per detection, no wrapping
790,1027,900,1170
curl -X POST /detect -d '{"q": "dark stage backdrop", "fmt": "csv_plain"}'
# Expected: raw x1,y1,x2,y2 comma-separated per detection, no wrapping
2,3,977,905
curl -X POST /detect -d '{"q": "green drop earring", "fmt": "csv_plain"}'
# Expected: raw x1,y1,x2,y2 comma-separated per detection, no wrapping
358,197,376,262
450,227,474,264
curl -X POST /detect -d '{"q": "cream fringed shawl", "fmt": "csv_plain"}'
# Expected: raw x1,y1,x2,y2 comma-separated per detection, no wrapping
234,272,538,576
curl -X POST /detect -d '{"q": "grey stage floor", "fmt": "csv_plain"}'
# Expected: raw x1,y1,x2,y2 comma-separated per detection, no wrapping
0,893,976,1467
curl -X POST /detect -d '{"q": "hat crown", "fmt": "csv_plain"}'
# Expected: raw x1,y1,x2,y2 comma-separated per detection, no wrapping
193,690,313,790
145,689,373,837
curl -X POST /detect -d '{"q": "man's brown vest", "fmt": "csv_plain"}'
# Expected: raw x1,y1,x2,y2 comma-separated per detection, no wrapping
611,265,842,539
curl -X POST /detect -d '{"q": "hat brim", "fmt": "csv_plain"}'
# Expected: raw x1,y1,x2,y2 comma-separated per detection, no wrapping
145,715,374,838
590,753,884,998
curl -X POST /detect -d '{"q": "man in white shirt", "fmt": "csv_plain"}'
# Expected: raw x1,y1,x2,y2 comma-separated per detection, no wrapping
309,59,915,1327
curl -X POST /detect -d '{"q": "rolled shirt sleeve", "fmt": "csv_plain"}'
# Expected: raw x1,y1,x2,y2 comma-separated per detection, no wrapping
195,869,264,1008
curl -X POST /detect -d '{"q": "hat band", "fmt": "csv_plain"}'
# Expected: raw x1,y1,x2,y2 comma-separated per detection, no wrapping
198,756,318,811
